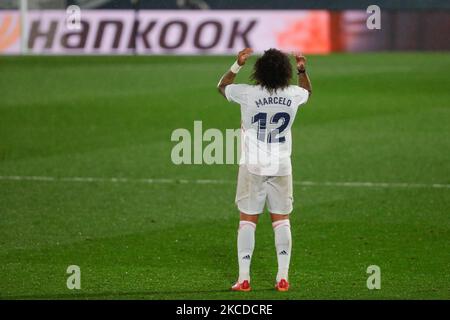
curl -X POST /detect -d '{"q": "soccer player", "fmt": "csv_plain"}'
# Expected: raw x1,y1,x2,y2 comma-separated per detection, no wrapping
217,48,312,292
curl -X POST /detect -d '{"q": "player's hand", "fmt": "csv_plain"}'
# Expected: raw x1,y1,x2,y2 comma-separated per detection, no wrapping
237,48,253,66
293,53,306,71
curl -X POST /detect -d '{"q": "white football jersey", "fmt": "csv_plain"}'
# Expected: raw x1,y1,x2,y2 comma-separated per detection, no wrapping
225,84,309,176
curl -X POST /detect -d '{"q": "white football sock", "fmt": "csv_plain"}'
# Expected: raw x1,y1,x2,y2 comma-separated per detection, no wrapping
237,220,256,283
272,219,292,282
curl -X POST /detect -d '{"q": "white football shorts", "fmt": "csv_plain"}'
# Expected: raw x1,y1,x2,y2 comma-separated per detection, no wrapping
235,165,293,215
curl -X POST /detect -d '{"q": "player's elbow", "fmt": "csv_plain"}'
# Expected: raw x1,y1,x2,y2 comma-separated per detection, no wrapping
217,84,226,97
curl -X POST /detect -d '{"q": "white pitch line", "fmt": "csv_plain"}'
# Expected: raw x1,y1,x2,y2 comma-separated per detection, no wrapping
294,180,450,189
0,175,449,189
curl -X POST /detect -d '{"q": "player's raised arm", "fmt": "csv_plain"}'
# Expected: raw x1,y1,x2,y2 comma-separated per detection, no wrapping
293,53,312,96
217,48,253,98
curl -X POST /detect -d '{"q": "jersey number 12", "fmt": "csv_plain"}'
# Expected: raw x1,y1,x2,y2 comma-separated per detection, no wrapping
252,112,290,143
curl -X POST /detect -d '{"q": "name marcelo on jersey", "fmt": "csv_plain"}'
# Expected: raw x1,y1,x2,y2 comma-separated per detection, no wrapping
255,96,292,108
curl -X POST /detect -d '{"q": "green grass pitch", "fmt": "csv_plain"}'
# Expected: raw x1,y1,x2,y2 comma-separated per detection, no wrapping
0,53,449,299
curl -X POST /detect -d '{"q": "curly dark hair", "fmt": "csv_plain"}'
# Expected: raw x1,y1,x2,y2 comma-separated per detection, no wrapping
251,48,292,94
